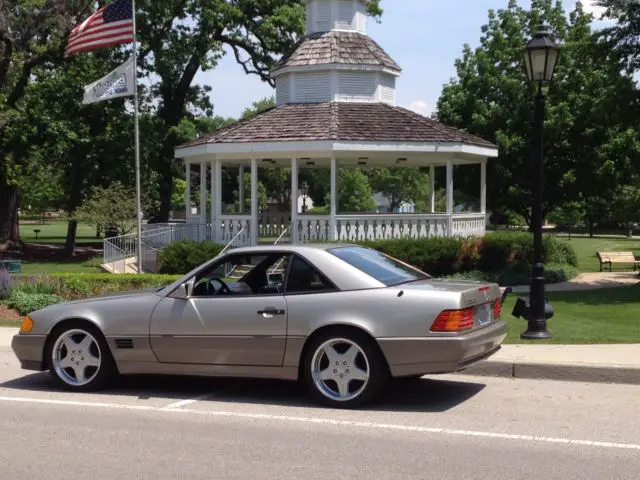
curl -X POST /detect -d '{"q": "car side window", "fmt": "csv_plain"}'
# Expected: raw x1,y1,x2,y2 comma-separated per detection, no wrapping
191,253,290,297
285,255,335,294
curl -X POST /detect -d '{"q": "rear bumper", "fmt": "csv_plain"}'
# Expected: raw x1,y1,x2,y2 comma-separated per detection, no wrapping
378,321,507,377
11,334,47,371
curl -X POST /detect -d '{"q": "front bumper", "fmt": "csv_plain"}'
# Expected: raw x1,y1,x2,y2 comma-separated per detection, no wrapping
11,334,47,371
378,320,507,377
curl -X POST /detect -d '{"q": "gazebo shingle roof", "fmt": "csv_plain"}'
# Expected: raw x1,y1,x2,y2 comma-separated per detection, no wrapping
178,102,496,149
273,31,401,72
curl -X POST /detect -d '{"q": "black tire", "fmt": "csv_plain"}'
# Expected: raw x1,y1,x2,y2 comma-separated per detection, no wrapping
302,329,390,409
46,321,117,392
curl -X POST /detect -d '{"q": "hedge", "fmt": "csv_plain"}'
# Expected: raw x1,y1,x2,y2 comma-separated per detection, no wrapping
353,232,577,280
158,240,224,275
9,273,181,301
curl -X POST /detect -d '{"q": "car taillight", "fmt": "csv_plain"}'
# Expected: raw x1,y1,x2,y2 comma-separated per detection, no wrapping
431,308,475,332
493,300,502,320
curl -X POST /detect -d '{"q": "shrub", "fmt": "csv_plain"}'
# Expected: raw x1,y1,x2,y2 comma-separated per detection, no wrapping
14,275,56,295
477,232,578,272
10,273,181,300
158,240,224,275
0,269,12,300
7,291,65,315
357,237,470,277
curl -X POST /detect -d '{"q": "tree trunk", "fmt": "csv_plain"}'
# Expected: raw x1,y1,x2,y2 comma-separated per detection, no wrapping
0,180,20,246
63,219,78,258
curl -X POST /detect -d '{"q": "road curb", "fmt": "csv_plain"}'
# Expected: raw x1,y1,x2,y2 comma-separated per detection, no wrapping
459,360,640,386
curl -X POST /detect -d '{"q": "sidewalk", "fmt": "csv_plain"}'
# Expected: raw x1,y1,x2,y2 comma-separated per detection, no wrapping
462,344,640,385
509,271,639,293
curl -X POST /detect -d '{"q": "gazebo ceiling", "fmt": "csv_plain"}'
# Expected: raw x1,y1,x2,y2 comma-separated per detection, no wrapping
176,102,497,162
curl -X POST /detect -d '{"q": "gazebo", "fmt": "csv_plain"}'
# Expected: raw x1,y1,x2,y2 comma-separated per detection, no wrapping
174,0,497,248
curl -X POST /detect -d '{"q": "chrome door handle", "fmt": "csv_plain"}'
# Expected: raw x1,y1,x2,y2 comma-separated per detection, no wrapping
257,308,286,316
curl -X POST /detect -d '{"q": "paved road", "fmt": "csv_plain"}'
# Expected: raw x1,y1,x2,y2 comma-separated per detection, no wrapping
1,330,639,479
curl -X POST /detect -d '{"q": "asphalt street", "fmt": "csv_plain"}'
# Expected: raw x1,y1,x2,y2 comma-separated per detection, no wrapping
1,329,639,479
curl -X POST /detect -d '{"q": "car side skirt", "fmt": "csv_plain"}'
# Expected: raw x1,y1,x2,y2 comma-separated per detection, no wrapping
115,361,299,381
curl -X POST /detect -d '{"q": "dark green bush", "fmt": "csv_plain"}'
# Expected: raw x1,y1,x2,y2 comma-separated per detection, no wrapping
357,237,470,277
477,232,578,272
7,291,65,315
158,240,224,275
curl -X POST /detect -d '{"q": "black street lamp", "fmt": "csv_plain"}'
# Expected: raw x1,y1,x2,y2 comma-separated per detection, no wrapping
514,25,560,339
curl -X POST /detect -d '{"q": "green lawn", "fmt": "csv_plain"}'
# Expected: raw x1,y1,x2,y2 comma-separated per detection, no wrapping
20,257,104,275
502,284,640,344
19,220,101,245
554,234,640,273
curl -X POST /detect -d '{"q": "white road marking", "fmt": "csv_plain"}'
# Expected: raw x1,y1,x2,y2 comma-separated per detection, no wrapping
164,393,219,409
0,395,638,451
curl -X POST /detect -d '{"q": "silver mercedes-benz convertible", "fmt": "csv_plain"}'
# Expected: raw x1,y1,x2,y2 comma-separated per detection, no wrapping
12,244,508,408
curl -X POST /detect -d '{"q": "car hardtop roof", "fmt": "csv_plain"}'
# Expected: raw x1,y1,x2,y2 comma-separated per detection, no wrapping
228,243,360,254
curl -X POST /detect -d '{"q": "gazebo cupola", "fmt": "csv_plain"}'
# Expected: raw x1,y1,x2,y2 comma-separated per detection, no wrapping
272,0,401,106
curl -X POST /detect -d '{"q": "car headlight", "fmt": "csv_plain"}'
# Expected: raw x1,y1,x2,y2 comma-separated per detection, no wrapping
20,316,34,333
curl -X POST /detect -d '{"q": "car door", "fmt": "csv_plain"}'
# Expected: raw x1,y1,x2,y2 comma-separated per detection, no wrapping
149,253,290,366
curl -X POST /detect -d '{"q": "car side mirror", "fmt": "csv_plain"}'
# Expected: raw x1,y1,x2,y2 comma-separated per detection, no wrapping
174,282,191,300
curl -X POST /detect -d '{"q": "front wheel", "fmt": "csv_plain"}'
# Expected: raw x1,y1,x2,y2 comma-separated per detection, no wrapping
47,322,116,392
303,331,389,409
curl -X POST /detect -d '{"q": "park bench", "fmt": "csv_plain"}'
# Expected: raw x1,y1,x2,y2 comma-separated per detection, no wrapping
596,251,640,272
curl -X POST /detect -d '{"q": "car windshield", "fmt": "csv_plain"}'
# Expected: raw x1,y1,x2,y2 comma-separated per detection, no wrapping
328,246,431,286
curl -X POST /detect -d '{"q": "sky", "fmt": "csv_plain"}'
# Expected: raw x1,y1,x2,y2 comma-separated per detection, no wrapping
195,0,609,119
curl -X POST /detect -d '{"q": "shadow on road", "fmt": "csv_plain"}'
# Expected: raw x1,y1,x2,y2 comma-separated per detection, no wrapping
1,373,485,413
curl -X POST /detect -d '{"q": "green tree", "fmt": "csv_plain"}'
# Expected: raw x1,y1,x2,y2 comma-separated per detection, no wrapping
436,0,639,229
327,169,376,213
75,182,139,237
612,184,640,237
0,0,94,245
240,96,276,120
594,0,640,72
366,168,430,212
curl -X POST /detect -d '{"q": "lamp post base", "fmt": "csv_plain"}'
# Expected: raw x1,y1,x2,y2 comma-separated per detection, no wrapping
521,326,553,340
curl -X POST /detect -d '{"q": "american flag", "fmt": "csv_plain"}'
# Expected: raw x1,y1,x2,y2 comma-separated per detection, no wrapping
66,0,134,56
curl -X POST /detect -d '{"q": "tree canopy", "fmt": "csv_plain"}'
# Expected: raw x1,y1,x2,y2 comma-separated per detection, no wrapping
436,0,640,229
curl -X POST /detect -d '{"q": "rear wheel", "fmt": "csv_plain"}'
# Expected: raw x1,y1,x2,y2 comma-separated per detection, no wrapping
47,322,116,392
303,331,389,409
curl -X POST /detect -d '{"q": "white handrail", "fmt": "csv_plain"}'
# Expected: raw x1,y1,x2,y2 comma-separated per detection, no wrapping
274,226,290,245
220,228,246,257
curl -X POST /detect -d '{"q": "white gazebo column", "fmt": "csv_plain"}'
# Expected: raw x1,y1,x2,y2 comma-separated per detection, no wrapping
185,162,191,220
213,158,222,242
480,159,487,215
446,159,454,236
430,165,436,213
239,166,245,213
250,158,258,245
199,161,207,226
210,160,218,238
330,156,337,241
291,158,299,244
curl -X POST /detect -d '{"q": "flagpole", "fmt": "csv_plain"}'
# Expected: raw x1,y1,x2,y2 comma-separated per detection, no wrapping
131,0,143,273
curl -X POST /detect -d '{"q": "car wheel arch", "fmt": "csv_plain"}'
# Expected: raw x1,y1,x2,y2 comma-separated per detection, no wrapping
43,318,114,370
297,324,390,381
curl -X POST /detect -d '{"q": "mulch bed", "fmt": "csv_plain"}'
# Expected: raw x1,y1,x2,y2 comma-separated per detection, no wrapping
0,304,21,323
